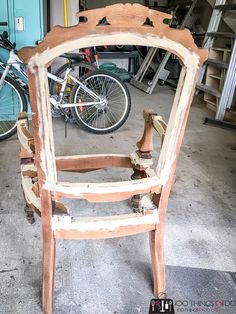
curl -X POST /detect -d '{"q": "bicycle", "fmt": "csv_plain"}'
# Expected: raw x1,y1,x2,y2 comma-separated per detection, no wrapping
0,31,131,140
50,47,98,95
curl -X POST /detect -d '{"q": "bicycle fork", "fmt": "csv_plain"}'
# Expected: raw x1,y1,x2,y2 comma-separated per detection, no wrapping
0,64,10,90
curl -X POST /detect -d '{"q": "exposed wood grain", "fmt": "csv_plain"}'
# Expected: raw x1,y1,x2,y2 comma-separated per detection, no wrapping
22,4,207,67
27,65,57,314
130,151,154,170
18,46,38,64
53,211,158,239
21,176,41,210
19,147,34,160
54,223,156,240
50,176,161,202
137,108,155,153
56,154,132,172
16,4,208,313
152,115,167,144
21,163,37,177
17,114,35,155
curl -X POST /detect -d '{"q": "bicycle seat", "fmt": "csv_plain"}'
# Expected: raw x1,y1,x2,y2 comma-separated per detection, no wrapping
60,52,85,62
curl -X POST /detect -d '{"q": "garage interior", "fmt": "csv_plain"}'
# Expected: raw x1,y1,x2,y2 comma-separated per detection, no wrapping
0,1,235,314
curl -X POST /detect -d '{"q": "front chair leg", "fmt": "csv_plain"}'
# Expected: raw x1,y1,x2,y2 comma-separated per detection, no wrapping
149,229,166,298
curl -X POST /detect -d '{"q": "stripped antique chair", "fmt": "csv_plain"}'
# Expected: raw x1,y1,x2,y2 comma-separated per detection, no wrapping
17,4,207,313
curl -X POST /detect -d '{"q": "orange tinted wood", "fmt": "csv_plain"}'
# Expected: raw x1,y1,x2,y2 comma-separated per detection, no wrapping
56,154,132,171
53,211,158,239
54,223,155,239
25,4,207,67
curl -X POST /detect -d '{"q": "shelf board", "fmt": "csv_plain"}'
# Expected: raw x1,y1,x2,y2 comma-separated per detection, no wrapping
206,59,229,69
207,32,236,39
206,102,217,113
215,4,236,11
208,74,222,80
196,83,221,97
211,47,231,53
205,98,217,106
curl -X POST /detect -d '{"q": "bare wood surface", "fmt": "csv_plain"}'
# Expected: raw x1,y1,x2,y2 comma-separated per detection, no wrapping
21,176,41,210
56,154,132,171
51,176,161,202
17,115,35,155
21,163,37,176
130,151,154,170
53,211,158,239
18,46,38,64
152,115,167,144
136,109,167,153
16,4,208,312
24,4,207,67
27,68,57,314
55,223,156,240
19,147,34,159
137,108,155,153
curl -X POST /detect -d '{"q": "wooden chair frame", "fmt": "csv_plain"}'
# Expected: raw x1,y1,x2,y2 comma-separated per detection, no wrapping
17,4,207,313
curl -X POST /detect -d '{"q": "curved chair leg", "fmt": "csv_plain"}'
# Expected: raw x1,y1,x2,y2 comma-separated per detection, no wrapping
149,228,166,298
42,229,55,314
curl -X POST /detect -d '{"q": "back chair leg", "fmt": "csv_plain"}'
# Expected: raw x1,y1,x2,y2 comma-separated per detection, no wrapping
149,227,166,298
42,229,56,314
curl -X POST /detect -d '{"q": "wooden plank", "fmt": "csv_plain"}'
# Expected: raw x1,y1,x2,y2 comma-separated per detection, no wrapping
56,154,132,172
53,211,158,239
51,176,161,202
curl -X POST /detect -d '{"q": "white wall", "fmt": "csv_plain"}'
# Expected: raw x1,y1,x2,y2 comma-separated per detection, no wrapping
87,0,168,9
50,0,169,27
50,0,79,27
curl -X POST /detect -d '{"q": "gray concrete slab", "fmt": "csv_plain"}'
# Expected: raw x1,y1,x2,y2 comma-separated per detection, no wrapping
0,84,235,314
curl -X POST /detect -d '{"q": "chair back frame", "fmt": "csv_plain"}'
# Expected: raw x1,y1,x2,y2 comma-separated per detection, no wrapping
17,4,208,313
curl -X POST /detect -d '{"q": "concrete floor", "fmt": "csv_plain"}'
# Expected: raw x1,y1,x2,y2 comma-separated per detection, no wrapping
0,84,235,314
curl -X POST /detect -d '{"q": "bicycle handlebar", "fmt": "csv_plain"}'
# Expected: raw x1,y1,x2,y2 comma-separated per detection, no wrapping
0,30,16,50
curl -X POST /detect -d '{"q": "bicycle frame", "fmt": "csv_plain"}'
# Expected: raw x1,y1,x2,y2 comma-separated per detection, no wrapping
0,50,27,90
0,47,105,108
48,69,105,108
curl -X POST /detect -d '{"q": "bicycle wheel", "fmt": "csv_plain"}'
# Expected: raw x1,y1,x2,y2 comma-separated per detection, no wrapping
50,61,96,95
70,70,131,134
0,75,27,141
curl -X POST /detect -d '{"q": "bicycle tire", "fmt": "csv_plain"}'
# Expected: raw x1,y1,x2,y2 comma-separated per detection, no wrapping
0,75,27,141
70,70,131,134
50,61,96,95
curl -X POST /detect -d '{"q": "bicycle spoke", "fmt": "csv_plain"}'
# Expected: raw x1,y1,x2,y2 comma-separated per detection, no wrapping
72,70,130,133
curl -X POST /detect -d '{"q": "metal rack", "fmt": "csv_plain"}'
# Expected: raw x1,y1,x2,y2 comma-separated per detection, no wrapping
130,0,198,94
196,0,236,123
